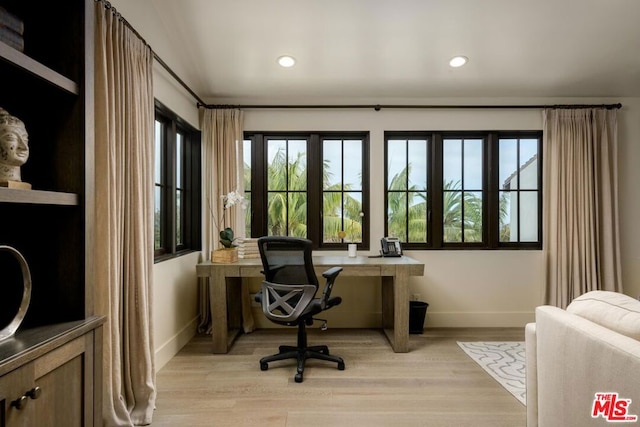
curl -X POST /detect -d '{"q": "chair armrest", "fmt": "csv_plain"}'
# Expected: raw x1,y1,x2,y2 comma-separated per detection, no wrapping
320,266,343,308
322,266,343,281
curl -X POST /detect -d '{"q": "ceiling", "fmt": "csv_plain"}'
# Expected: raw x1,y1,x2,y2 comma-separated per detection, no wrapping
142,0,640,103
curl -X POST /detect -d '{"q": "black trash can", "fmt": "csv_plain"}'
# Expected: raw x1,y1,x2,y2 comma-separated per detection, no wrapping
409,301,429,334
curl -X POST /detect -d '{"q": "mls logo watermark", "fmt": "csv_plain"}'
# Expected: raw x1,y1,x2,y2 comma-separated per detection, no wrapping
592,393,638,422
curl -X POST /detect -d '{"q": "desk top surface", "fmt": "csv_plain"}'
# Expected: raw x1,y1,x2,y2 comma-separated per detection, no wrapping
197,254,424,276
199,254,422,266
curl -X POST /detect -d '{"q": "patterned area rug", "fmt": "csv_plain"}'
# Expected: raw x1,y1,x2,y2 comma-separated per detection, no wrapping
457,341,526,405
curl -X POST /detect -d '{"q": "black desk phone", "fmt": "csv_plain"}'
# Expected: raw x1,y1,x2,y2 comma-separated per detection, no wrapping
380,237,402,257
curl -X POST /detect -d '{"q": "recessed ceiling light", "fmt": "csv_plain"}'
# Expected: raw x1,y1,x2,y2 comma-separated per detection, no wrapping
277,55,296,68
449,56,468,68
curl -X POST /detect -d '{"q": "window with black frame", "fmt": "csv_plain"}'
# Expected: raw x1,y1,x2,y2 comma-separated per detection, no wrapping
244,132,370,250
385,131,541,249
154,101,202,260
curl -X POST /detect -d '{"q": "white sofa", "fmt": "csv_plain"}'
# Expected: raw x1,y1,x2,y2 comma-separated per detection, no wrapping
526,291,640,427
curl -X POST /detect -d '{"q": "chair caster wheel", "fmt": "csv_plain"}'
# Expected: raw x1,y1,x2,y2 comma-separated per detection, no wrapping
260,362,268,371
295,373,303,383
338,361,345,370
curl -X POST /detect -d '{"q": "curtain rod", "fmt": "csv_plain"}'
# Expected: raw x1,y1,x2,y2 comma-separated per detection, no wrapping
199,103,622,111
97,0,207,107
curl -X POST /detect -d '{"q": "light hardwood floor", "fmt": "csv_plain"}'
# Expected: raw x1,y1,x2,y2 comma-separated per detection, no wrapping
151,328,526,426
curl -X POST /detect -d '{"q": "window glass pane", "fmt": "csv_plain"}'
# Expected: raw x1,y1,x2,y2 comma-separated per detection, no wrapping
387,192,407,241
499,138,518,190
344,192,362,243
463,139,483,190
443,189,462,242
519,139,539,190
176,189,182,245
244,192,251,238
344,140,362,190
243,139,251,236
520,139,538,168
288,192,306,237
267,140,286,191
154,120,162,183
323,140,342,189
267,192,286,236
408,191,427,243
499,191,516,242
408,139,427,191
463,191,483,242
176,133,183,188
520,191,539,242
266,138,308,238
288,140,307,190
443,139,462,188
323,192,342,243
243,139,251,189
155,185,162,250
387,140,407,191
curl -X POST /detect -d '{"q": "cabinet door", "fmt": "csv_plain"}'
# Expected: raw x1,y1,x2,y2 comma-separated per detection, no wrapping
33,356,83,427
0,364,35,427
31,335,91,427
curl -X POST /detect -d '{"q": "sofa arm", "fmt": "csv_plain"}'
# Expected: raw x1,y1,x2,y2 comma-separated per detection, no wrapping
525,322,538,427
535,305,640,427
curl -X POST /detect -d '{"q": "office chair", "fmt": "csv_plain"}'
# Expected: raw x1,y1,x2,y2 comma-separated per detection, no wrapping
255,236,345,383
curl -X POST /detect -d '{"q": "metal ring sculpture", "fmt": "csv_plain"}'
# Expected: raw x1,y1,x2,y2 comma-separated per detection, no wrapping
0,245,32,342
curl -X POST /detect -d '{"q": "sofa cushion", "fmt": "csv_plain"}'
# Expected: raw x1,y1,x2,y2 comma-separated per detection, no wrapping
567,290,640,341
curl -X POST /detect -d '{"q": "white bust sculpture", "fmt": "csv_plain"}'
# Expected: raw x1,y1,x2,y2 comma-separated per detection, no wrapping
0,108,30,186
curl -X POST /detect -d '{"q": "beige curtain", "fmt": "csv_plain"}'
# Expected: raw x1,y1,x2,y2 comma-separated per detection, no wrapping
95,3,156,425
542,108,622,308
198,108,255,334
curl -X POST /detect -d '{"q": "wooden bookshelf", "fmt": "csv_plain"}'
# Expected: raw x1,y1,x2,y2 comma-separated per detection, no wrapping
0,1,103,425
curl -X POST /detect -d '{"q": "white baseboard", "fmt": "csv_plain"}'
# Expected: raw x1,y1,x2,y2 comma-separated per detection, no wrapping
154,317,198,370
425,311,535,328
251,307,534,329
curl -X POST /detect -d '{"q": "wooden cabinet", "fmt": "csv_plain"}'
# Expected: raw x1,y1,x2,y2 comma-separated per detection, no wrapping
0,1,102,425
0,319,103,427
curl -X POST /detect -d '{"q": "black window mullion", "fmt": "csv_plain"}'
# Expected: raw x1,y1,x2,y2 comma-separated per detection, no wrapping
431,133,444,248
515,138,521,243
486,133,499,248
251,134,266,238
404,140,410,242
308,135,321,247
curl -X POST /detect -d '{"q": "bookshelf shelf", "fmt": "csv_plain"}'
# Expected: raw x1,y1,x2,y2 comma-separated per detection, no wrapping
0,40,79,95
0,188,79,205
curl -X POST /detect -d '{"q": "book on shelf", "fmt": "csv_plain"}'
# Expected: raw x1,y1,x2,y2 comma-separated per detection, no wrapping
0,7,24,35
0,25,24,52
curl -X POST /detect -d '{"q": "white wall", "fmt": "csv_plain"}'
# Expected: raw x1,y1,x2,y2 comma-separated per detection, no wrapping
617,99,640,300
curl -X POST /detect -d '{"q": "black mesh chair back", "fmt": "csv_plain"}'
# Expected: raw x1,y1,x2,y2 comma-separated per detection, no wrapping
259,237,317,288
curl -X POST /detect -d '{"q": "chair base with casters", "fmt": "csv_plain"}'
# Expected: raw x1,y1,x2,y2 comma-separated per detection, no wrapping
259,319,345,383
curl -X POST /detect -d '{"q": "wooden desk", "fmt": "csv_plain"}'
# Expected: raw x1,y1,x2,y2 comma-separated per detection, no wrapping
196,255,425,354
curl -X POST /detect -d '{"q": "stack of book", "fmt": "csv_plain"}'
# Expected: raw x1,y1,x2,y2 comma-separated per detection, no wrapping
237,238,260,259
0,7,24,52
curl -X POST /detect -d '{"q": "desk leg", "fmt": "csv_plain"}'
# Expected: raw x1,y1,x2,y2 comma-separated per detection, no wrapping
209,271,243,354
381,268,409,353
